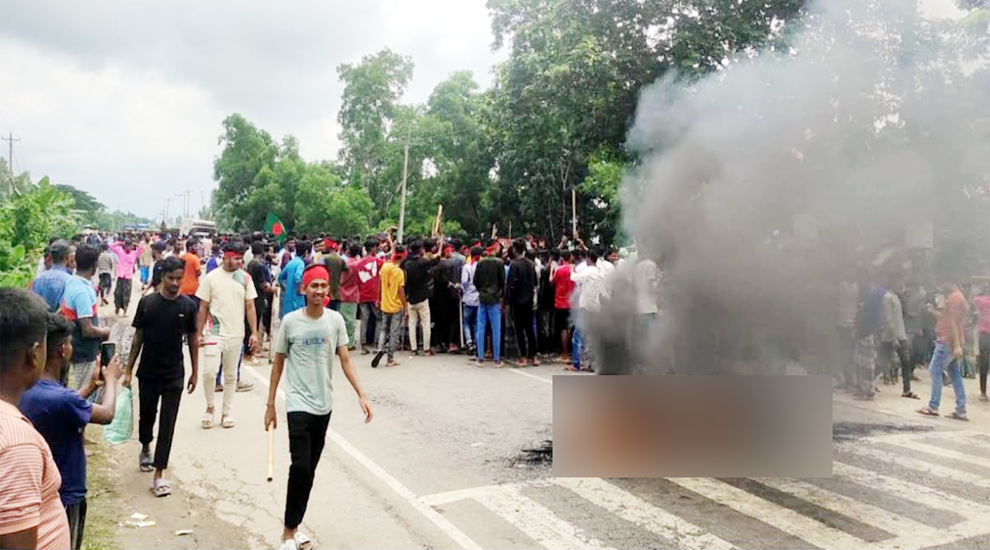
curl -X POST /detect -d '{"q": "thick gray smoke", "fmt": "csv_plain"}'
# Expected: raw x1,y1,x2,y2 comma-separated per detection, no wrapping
593,0,990,375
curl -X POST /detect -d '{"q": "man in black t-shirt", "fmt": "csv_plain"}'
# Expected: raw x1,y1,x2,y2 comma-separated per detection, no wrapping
123,256,199,496
403,242,437,355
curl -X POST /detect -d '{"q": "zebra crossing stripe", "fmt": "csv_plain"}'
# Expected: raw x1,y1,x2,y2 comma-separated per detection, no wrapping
840,445,990,488
882,440,990,471
550,477,736,550
472,485,615,550
831,461,990,519
755,478,943,548
667,478,866,550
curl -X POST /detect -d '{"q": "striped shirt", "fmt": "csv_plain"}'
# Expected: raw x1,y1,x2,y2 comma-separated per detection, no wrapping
0,400,70,550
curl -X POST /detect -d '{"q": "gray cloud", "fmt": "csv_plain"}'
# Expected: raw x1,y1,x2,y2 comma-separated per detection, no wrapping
0,0,502,218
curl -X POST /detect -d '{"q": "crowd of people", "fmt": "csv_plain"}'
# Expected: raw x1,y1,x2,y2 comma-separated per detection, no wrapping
4,225,989,550
1,226,658,550
836,271,990,420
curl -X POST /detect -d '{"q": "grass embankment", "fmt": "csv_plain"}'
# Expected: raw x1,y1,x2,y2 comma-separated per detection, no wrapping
83,426,120,550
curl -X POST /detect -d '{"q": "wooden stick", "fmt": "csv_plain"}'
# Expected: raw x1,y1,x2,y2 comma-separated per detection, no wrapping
267,427,275,482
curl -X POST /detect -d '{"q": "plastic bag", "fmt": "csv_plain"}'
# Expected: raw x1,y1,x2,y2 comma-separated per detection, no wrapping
104,387,133,446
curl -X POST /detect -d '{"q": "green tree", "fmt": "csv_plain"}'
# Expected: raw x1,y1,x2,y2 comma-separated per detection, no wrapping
336,49,415,213
0,177,79,287
212,113,278,231
295,163,375,236
54,184,105,225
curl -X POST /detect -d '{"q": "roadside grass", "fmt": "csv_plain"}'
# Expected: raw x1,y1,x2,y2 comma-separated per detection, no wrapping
84,426,119,550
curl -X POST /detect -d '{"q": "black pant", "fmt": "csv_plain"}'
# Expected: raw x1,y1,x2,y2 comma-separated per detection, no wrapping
263,293,274,334
980,331,990,395
65,498,86,550
434,295,459,348
114,277,132,311
879,340,913,394
138,377,182,470
285,411,332,529
511,303,537,359
98,273,112,298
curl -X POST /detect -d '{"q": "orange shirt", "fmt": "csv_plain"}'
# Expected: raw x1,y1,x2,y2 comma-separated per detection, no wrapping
0,400,70,550
179,252,202,296
935,290,968,344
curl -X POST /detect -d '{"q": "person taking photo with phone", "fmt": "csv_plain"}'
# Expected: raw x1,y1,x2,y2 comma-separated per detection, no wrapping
124,256,200,497
19,313,121,550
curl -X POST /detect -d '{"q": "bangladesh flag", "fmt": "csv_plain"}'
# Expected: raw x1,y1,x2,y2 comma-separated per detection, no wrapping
265,213,287,243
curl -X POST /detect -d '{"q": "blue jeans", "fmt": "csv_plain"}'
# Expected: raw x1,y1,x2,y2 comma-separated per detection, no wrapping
571,326,584,369
463,304,478,347
928,341,966,415
217,343,244,385
476,303,501,361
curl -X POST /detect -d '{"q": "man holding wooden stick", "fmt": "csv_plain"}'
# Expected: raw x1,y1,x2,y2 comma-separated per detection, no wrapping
265,264,372,550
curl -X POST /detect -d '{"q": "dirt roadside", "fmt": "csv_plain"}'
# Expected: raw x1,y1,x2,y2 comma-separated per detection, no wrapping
93,301,252,549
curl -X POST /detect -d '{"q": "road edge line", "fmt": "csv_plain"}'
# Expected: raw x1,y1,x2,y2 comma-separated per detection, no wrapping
242,363,483,550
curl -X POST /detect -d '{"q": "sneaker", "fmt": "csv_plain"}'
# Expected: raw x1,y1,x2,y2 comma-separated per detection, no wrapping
278,538,300,550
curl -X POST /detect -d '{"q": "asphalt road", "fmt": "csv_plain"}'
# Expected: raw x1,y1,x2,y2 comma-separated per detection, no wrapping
104,305,990,550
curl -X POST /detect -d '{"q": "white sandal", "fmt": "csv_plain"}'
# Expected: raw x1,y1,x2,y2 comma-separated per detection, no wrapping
221,415,235,429
294,531,312,549
201,411,214,429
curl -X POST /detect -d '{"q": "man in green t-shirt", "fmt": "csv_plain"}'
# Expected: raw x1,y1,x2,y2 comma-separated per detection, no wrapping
265,263,373,550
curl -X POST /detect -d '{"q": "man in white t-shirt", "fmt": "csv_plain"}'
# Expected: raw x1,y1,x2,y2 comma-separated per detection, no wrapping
195,241,260,429
265,263,372,550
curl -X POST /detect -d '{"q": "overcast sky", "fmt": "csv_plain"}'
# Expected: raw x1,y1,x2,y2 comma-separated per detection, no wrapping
0,0,966,221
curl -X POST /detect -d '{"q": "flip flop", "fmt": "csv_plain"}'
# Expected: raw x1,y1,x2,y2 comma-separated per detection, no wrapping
152,478,171,497
901,392,920,399
917,407,939,417
139,450,154,472
294,531,312,550
946,412,969,421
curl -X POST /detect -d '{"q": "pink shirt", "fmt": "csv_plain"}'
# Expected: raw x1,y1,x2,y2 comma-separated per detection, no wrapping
109,243,145,279
974,295,990,334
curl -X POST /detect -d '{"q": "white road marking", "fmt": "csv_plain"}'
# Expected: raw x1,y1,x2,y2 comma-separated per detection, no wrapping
472,484,615,550
840,445,990,489
755,478,943,547
243,364,483,550
509,369,554,384
668,477,867,550
882,440,990,470
551,477,736,550
830,461,990,518
421,485,502,507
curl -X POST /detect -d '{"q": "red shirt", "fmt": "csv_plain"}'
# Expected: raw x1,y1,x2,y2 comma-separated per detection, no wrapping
341,257,361,303
553,264,574,310
356,256,383,303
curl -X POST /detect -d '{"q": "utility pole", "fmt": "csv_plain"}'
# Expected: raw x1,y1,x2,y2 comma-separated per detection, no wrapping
571,187,577,239
397,127,410,244
3,132,20,196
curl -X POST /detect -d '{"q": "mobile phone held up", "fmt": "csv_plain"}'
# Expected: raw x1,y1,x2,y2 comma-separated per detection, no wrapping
100,343,116,373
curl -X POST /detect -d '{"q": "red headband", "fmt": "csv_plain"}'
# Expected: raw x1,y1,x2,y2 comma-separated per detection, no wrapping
443,245,454,254
223,251,243,259
302,265,329,289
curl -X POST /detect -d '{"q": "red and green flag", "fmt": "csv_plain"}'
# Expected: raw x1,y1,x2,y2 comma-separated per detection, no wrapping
265,213,287,244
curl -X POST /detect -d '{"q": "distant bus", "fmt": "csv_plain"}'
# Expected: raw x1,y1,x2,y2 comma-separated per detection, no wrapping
180,217,217,237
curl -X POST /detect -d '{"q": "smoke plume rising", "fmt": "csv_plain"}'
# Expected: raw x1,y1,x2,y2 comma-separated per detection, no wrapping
594,0,990,375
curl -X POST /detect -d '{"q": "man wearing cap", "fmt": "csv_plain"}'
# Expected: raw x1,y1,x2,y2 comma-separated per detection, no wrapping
195,241,260,429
